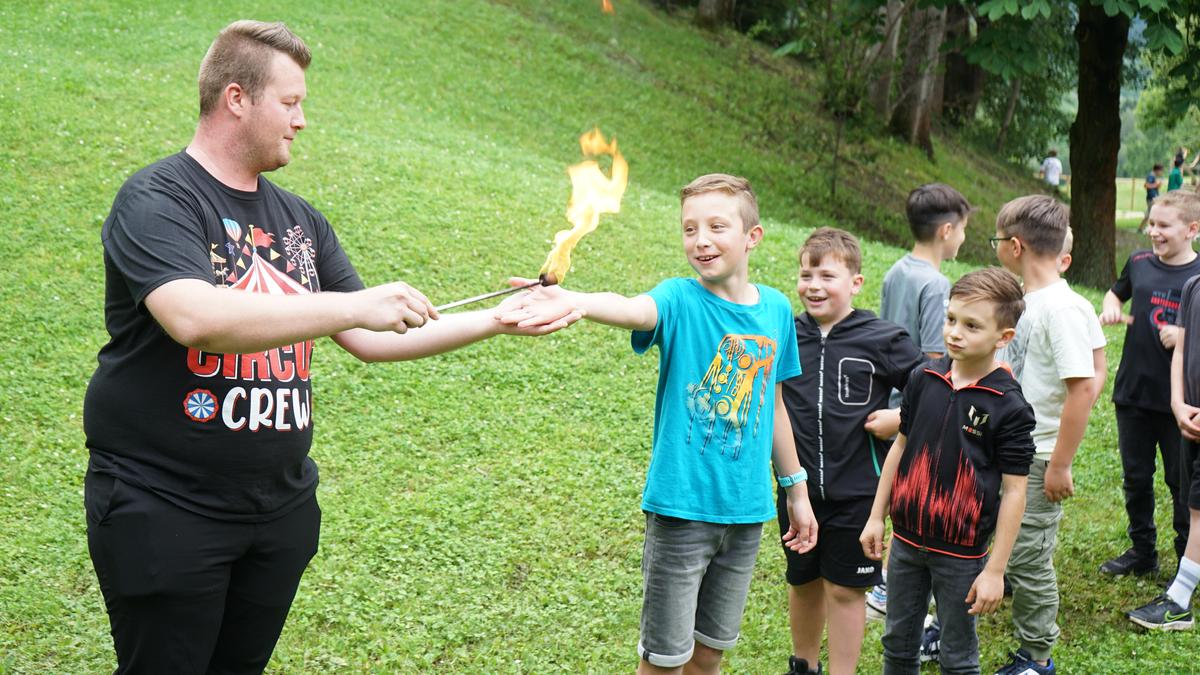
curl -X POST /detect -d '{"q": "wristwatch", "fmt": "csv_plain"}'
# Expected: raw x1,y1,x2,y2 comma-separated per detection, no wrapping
777,468,808,488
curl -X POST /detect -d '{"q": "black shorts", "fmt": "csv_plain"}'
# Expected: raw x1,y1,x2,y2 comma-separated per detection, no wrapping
1185,440,1200,510
775,490,882,588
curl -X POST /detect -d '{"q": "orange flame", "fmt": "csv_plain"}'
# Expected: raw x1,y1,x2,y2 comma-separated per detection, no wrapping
602,0,614,13
539,128,628,284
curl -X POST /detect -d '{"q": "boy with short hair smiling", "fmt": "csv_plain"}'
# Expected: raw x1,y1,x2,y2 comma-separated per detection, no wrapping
861,267,1036,675
1126,189,1200,631
992,195,1105,675
779,228,922,675
1098,189,1200,579
500,174,816,675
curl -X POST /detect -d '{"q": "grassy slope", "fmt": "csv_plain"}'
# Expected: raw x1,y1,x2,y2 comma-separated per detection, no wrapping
0,0,1191,671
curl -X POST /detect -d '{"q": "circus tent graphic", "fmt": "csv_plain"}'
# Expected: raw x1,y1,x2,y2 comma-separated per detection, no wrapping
233,243,311,295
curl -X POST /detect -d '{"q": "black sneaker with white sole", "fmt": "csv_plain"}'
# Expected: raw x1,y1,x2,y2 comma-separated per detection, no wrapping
1126,594,1194,631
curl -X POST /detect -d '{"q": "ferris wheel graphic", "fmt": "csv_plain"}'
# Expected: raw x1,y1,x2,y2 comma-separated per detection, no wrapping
183,389,218,423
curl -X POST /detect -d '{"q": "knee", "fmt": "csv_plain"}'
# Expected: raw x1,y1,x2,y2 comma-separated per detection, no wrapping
826,582,867,606
691,642,723,670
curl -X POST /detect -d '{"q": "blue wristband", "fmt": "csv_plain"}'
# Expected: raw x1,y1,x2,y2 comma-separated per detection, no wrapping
777,468,808,488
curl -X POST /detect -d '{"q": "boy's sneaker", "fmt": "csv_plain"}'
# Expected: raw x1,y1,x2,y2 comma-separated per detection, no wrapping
994,649,1055,674
1100,548,1159,577
865,582,887,620
785,656,821,674
1126,594,1195,631
918,614,940,663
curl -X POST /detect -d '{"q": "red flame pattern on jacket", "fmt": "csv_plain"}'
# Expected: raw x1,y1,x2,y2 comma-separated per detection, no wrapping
890,443,983,548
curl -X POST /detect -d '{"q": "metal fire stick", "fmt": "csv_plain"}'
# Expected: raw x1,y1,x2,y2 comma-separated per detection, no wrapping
434,276,551,312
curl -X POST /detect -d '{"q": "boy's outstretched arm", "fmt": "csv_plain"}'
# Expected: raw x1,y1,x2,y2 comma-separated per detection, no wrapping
1044,376,1093,502
773,385,817,554
966,473,1027,615
496,277,657,332
860,432,906,560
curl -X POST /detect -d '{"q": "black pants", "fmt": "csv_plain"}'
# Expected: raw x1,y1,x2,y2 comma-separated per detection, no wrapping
85,471,320,674
1116,405,1189,560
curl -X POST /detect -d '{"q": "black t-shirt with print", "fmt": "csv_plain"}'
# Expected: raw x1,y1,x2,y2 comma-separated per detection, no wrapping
84,152,364,522
1111,249,1200,412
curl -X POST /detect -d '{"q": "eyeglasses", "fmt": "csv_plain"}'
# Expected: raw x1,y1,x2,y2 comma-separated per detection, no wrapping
989,236,1016,250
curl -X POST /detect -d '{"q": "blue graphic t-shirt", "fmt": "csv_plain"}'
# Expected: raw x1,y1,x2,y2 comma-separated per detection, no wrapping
632,278,802,523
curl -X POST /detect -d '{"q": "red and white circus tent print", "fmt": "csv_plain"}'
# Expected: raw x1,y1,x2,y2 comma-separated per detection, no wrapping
233,230,310,297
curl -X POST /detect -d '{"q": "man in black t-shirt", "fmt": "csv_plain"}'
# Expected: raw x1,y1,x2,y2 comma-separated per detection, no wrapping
84,21,578,673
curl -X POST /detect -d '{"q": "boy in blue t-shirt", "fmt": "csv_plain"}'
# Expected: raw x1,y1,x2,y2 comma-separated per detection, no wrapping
500,174,816,674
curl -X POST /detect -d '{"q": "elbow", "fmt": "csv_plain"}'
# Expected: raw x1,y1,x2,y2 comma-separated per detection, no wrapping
159,313,218,352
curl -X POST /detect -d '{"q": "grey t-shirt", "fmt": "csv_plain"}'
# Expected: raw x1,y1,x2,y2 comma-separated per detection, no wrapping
882,254,949,355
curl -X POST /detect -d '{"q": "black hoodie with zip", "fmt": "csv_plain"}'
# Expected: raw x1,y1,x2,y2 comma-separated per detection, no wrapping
782,309,923,504
890,357,1036,559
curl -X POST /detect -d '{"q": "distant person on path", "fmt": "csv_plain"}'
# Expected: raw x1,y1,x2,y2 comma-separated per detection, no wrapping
778,228,922,675
83,20,577,673
1126,192,1200,631
1143,164,1165,228
499,174,817,675
992,196,1106,675
1039,150,1063,195
861,268,1035,675
1098,190,1200,581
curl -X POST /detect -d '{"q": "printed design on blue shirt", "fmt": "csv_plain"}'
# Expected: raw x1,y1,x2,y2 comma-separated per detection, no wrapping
686,333,776,459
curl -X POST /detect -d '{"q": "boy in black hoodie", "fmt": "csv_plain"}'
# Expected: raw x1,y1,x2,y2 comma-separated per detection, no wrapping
780,228,923,675
861,267,1035,674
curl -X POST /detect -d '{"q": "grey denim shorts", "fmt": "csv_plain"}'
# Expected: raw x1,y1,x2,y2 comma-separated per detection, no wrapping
638,512,763,668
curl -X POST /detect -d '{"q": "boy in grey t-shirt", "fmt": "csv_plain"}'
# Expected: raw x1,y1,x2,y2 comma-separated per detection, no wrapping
869,183,972,644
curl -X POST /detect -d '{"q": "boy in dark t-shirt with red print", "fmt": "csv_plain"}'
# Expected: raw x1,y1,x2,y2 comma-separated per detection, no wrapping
1099,189,1200,578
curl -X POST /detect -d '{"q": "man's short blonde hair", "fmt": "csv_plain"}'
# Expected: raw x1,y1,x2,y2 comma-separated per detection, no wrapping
1152,189,1200,226
198,20,311,118
995,195,1069,257
680,174,759,231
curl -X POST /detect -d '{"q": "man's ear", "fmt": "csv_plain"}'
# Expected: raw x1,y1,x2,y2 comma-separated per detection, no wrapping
939,221,955,240
224,83,247,118
995,326,1017,350
1188,220,1200,240
851,273,865,295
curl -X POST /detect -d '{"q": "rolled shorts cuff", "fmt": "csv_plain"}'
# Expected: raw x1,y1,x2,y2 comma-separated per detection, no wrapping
694,628,738,651
639,640,693,668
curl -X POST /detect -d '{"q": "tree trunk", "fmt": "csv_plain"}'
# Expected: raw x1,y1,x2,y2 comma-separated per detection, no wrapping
889,6,946,158
1068,4,1128,288
695,0,732,30
867,1,904,119
994,78,1021,152
942,8,987,127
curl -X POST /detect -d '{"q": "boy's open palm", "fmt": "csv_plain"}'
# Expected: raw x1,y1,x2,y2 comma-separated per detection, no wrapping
496,277,579,329
859,517,885,561
966,570,1004,615
781,495,818,553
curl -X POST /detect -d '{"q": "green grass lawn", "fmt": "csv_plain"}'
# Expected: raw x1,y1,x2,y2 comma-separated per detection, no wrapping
1,1,1195,672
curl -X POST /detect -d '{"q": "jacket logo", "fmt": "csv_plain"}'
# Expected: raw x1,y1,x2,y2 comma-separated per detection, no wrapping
962,405,989,437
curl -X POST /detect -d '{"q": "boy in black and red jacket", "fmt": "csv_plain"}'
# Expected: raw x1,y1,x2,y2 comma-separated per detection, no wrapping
861,267,1036,674
779,228,923,675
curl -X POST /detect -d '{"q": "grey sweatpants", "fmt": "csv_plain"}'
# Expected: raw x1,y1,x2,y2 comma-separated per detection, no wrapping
1006,460,1062,661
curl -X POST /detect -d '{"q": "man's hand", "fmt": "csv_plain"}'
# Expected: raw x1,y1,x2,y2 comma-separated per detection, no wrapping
859,516,885,561
496,277,582,329
1161,325,1181,350
1174,402,1200,442
864,408,901,439
493,288,581,336
354,281,438,333
1044,464,1074,502
966,569,1004,615
781,491,817,554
